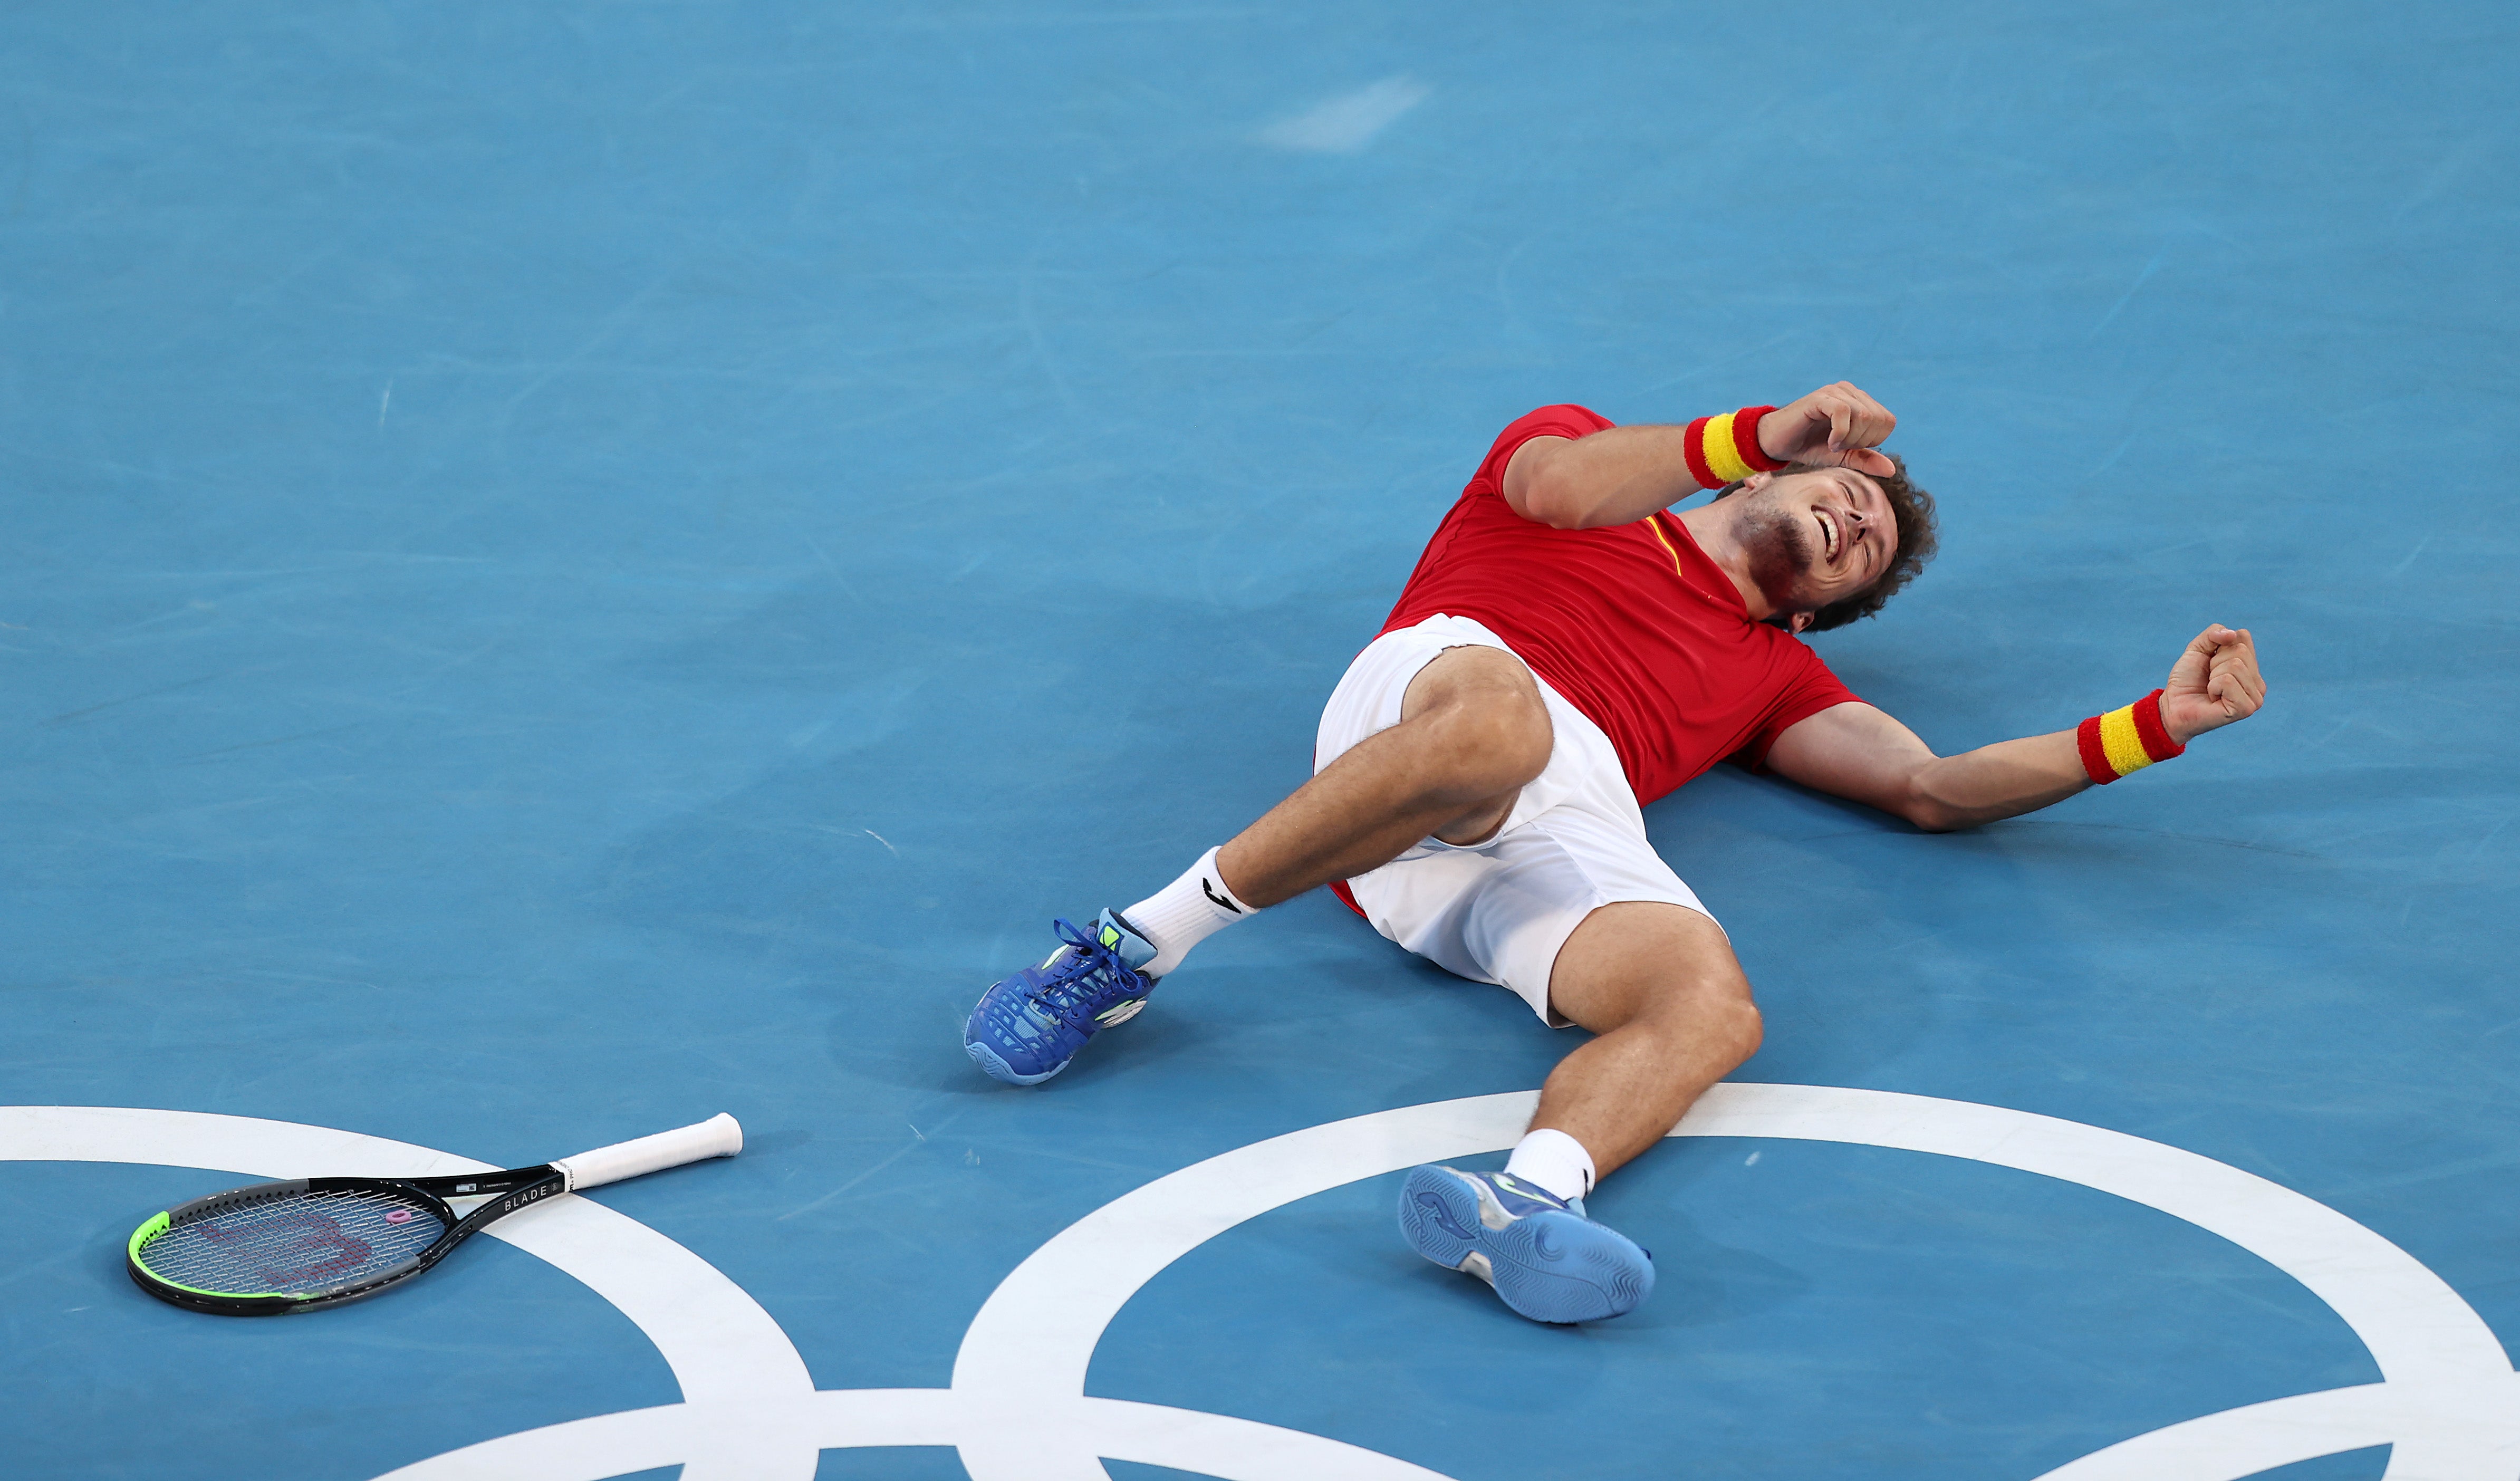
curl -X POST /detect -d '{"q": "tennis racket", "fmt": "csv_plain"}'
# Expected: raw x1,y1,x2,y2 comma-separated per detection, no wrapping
126,1112,743,1315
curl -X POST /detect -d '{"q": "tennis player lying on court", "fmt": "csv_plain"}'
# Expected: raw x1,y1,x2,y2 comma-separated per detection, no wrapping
964,383,2267,1324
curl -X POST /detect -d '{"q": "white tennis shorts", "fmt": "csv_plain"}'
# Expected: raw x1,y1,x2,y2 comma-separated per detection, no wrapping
1315,613,1718,1027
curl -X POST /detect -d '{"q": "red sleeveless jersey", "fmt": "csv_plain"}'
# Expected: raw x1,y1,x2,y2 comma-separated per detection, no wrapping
1376,405,1859,806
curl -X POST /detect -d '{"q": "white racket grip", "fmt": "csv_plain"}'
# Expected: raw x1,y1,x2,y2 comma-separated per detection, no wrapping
552,1113,743,1192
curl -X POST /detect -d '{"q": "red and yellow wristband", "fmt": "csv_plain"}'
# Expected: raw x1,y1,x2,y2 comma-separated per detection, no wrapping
1684,405,1790,489
2076,689,2186,784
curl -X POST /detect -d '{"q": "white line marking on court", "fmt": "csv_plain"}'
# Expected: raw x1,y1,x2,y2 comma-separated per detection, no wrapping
370,1391,1457,1481
954,1084,2516,1480
1255,77,1429,154
2030,1380,2520,1480
12,1089,2513,1481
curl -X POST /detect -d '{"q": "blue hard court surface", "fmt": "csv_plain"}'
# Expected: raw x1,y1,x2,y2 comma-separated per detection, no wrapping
2,3,2515,1478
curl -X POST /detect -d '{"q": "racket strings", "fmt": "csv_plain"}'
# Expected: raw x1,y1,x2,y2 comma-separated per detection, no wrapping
138,1188,446,1296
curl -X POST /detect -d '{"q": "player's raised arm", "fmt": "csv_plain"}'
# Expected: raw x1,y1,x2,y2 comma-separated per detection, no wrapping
1504,382,1898,530
1763,625,2267,832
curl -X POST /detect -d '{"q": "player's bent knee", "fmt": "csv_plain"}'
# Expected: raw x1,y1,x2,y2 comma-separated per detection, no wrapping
1403,648,1553,786
1461,698,1552,787
1641,977,1762,1063
1723,995,1765,1061
1419,689,1552,795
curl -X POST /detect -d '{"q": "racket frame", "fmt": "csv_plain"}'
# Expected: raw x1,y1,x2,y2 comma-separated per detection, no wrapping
128,1163,565,1316
124,1112,740,1316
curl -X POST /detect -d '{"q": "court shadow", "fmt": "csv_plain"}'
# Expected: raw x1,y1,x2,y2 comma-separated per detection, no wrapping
1591,1204,1813,1333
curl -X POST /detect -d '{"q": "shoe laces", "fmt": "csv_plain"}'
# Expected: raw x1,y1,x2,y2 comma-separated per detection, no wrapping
1023,918,1138,1032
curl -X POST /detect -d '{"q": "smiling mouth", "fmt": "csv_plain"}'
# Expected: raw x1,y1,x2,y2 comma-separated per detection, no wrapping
1813,509,1840,563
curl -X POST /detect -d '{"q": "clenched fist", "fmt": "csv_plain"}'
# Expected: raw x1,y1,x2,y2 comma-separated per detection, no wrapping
2161,625,2266,744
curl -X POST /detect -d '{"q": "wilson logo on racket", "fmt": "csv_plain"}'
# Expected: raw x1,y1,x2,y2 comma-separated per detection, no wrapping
124,1113,743,1315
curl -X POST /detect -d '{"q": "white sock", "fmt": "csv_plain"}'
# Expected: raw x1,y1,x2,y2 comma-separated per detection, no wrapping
1504,1128,1596,1205
1121,845,1259,977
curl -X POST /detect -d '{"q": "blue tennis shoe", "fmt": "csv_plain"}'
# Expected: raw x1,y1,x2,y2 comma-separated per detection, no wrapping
1398,1165,1655,1323
964,909,1159,1085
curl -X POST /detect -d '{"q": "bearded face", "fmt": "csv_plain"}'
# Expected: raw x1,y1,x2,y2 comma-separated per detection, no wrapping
1719,467,1909,631
1734,485,1820,614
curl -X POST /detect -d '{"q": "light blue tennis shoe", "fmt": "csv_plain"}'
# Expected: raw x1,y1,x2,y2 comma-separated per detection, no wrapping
1398,1165,1655,1323
964,909,1159,1086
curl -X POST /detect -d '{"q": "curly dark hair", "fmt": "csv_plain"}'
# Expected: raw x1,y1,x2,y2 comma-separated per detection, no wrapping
1717,455,1939,632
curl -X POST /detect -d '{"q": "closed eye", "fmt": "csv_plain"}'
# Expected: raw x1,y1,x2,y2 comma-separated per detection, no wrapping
1832,474,1887,576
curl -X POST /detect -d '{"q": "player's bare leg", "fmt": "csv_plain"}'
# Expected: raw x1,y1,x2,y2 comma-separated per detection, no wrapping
964,644,1552,1083
1533,902,1763,1178
1214,645,1551,906
1397,902,1753,1323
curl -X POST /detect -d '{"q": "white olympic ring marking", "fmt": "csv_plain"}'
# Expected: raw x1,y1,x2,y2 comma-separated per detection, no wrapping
10,1088,2514,1481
